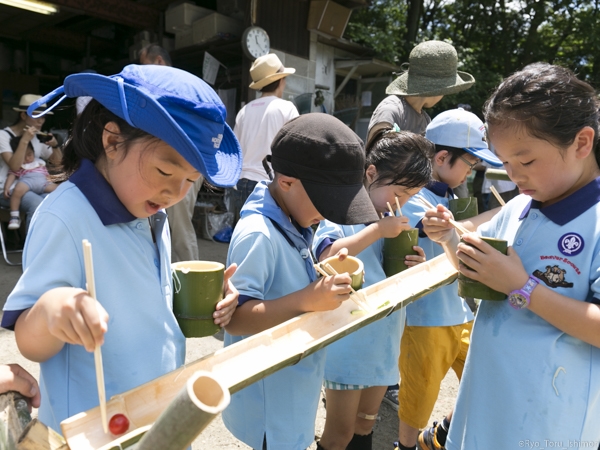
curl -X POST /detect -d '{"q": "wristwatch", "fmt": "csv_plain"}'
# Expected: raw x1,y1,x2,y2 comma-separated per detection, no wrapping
508,276,540,310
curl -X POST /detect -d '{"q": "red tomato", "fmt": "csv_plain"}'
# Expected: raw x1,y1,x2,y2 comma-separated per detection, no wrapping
108,413,130,435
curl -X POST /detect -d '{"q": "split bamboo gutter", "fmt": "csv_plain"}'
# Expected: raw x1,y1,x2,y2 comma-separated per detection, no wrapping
32,254,458,450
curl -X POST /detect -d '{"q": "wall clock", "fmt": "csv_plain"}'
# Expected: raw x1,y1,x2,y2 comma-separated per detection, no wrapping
241,26,270,60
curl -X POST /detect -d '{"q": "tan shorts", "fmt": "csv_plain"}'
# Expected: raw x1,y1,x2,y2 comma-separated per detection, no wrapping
398,322,472,429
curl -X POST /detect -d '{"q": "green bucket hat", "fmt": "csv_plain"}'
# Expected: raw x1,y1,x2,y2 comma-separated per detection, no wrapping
386,41,475,97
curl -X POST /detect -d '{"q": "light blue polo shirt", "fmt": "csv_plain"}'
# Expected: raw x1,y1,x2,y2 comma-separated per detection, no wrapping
312,220,405,386
447,180,600,448
223,182,324,450
2,159,185,433
402,183,474,327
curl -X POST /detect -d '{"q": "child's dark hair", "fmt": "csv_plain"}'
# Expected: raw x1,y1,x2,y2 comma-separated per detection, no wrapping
9,135,33,153
484,62,600,166
53,99,154,182
434,144,469,167
365,127,434,189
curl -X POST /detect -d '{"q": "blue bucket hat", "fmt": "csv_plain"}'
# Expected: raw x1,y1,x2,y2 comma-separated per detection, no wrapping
27,64,242,187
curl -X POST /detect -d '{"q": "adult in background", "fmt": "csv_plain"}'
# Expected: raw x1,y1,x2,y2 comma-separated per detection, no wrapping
366,41,475,148
139,44,204,262
229,53,298,223
139,43,172,67
0,95,62,230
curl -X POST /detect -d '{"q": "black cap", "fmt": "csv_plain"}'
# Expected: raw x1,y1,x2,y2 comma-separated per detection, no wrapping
270,113,378,225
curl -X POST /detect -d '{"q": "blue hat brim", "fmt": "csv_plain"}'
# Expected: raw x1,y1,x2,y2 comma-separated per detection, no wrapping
29,68,241,188
464,147,503,167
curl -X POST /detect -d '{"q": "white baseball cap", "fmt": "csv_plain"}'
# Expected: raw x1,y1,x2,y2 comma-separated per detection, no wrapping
426,108,502,167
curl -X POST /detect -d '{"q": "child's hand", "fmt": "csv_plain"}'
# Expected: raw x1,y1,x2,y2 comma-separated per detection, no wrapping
0,364,41,411
307,273,352,311
404,245,426,268
42,287,109,353
375,215,411,239
3,186,9,199
421,205,456,243
213,263,239,328
457,233,528,294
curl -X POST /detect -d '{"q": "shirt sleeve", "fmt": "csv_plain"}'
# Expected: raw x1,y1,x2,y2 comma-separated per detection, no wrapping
0,129,11,155
227,231,276,302
369,97,405,131
2,210,84,328
312,220,345,258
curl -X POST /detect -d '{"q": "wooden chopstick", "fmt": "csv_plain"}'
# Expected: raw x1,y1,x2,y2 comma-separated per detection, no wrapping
82,239,108,434
315,262,372,312
490,185,506,206
395,197,402,216
323,263,359,295
386,202,395,216
416,195,471,235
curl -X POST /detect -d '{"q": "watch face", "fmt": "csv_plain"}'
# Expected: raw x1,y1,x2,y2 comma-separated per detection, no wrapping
244,27,270,59
509,292,528,309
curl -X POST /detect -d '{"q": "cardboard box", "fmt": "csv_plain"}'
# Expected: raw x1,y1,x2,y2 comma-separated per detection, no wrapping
192,13,243,45
174,29,193,49
165,2,213,33
307,0,352,39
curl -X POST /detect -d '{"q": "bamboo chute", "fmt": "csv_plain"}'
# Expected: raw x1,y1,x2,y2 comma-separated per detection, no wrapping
25,254,457,450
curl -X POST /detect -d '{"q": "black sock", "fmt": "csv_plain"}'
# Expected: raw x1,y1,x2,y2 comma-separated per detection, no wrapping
346,431,373,450
436,417,450,446
395,442,416,450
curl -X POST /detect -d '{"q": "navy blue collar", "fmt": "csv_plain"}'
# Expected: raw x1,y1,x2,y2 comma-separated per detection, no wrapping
426,180,453,198
519,177,600,225
70,159,136,225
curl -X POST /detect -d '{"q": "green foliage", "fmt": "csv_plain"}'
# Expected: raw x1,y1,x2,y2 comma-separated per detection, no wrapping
347,0,600,115
345,1,408,63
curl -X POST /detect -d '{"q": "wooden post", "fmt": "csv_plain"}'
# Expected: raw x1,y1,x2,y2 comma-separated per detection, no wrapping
16,419,68,450
136,372,229,450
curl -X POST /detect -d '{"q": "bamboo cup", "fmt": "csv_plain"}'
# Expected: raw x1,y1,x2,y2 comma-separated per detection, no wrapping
457,237,508,300
448,197,478,221
172,261,224,338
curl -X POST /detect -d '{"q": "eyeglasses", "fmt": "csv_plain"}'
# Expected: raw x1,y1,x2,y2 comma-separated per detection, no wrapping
458,155,481,170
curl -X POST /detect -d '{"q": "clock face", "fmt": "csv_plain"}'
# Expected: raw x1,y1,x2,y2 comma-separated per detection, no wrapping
243,27,270,59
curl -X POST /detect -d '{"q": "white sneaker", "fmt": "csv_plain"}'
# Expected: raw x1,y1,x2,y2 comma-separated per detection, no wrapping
8,217,20,230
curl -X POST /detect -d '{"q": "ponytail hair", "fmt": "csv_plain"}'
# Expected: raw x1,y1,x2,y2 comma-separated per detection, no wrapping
365,126,434,190
484,63,600,166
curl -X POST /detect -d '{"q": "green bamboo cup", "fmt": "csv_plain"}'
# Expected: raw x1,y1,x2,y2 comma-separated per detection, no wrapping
172,261,224,338
485,169,511,181
383,228,419,277
321,255,364,290
457,237,508,300
448,197,478,221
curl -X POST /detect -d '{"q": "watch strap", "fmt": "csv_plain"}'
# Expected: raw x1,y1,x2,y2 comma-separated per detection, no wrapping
508,275,539,310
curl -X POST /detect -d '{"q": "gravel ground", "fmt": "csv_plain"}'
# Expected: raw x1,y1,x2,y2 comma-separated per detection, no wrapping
0,238,459,449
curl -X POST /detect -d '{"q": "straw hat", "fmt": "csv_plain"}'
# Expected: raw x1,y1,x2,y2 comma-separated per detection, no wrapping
249,54,295,90
386,41,475,97
13,94,53,115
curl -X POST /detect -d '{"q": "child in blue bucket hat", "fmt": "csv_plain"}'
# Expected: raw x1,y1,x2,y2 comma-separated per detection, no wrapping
1,64,242,432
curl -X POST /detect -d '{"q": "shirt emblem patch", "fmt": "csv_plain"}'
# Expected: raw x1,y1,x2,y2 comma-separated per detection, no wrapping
558,232,583,256
533,265,574,289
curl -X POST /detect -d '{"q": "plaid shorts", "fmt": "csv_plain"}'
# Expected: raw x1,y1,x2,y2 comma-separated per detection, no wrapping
324,380,371,390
